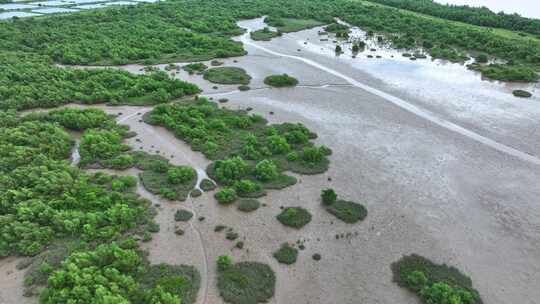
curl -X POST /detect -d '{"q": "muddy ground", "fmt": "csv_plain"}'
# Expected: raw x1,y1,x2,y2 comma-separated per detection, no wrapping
1,17,539,304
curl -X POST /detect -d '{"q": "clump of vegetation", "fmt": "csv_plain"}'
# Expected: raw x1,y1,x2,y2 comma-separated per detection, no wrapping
226,231,239,240
237,199,261,212
39,242,200,304
475,54,488,63
215,187,238,205
140,161,198,201
512,90,533,98
200,179,217,191
234,179,266,197
217,256,276,304
175,209,194,221
321,188,337,205
251,27,281,41
324,23,350,33
0,115,158,257
238,85,251,91
468,64,539,82
264,74,299,87
320,189,367,223
392,254,482,304
0,53,200,111
264,16,323,33
183,62,208,74
145,99,330,197
273,243,298,265
140,263,201,304
325,200,367,223
335,45,343,53
276,207,312,229
191,189,203,197
203,67,252,85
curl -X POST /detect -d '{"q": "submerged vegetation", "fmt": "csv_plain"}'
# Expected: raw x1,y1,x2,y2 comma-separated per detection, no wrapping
392,254,482,304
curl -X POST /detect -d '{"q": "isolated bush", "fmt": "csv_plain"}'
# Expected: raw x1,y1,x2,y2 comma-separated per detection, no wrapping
175,209,194,222
321,188,337,205
276,207,312,229
273,243,298,265
215,188,238,205
512,90,532,98
217,255,233,272
255,159,279,181
264,74,299,87
237,199,261,212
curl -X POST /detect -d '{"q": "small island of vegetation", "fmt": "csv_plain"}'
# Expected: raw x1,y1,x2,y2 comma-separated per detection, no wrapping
264,74,299,87
203,67,252,85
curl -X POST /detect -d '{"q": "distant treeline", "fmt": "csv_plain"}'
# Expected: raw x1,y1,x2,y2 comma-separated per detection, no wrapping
366,0,540,36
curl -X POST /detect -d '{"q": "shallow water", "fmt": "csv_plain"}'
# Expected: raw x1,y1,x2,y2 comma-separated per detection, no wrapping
32,7,79,13
0,3,38,10
0,11,41,19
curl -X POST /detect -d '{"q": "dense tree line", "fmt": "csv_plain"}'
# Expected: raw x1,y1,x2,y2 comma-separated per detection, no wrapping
0,52,200,110
0,0,537,84
0,3,245,65
366,0,540,36
1,0,538,70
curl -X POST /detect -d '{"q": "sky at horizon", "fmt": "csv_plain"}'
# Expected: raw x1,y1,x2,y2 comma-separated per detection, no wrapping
434,0,540,19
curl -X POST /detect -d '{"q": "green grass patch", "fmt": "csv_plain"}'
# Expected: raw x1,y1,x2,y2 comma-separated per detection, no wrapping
325,200,367,224
264,74,299,87
183,62,208,75
237,199,261,212
139,264,201,304
391,254,482,304
251,27,281,41
273,243,298,265
276,207,312,229
468,63,539,82
265,16,324,33
217,261,276,304
139,163,197,202
203,67,252,85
